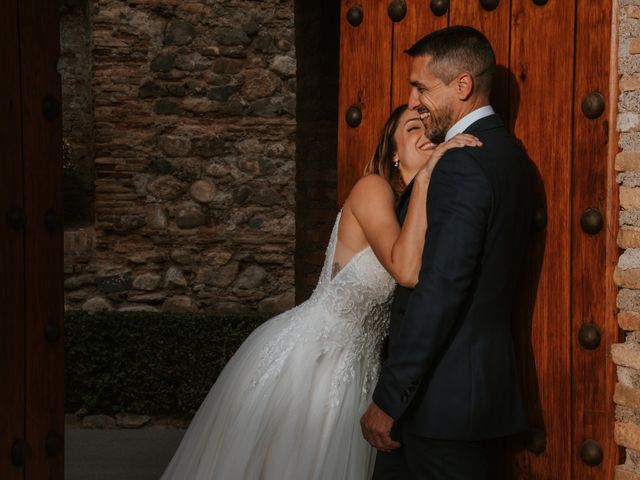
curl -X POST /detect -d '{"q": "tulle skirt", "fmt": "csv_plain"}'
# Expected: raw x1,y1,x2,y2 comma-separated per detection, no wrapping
159,302,377,480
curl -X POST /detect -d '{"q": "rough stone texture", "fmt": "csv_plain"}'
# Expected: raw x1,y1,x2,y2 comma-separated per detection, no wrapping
617,383,640,410
60,0,95,226
621,311,640,331
616,1,640,468
617,268,640,289
81,296,113,314
63,0,297,314
618,465,640,480
618,422,640,451
114,413,151,428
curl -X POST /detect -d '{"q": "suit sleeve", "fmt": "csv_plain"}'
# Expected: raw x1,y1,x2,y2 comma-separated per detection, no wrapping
372,149,493,419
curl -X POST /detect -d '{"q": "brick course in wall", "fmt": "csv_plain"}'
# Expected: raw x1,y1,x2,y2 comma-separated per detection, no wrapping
615,1,640,478
63,0,297,315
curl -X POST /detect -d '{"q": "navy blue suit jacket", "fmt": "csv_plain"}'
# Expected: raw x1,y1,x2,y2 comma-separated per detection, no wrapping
372,113,533,440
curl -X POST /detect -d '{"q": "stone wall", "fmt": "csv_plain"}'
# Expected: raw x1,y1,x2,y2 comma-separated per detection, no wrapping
63,0,297,315
614,1,640,478
60,0,95,226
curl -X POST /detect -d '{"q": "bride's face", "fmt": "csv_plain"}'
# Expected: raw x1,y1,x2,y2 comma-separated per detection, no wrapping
394,109,437,177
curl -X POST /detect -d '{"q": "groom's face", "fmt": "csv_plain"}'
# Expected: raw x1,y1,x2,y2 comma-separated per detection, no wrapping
408,55,455,144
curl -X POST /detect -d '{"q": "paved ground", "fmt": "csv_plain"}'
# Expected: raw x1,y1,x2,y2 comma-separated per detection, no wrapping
64,428,186,480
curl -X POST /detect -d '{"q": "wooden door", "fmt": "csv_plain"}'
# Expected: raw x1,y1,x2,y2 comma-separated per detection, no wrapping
338,1,619,478
1,0,65,478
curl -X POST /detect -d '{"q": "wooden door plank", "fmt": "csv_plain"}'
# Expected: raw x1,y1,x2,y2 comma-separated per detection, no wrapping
17,0,65,478
0,0,26,479
571,0,619,477
448,0,510,122
508,0,575,478
337,0,393,205
391,2,448,109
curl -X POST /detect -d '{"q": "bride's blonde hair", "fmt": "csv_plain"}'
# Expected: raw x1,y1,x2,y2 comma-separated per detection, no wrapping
362,104,408,203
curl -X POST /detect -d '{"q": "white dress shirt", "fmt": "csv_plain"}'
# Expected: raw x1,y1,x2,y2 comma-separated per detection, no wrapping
444,105,496,141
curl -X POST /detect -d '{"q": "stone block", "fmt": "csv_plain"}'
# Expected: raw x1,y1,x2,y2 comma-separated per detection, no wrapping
616,267,640,288
617,422,640,452
81,296,113,314
157,135,191,157
164,266,187,288
147,176,186,201
189,179,216,203
631,38,640,56
620,113,640,133
132,273,161,291
175,202,206,229
619,289,640,312
620,311,640,331
115,413,151,429
613,343,640,370
270,55,296,77
627,5,640,19
620,228,640,249
623,187,640,210
616,383,640,409
164,19,195,46
622,75,640,92
162,295,197,313
96,270,133,293
617,465,640,480
236,265,267,289
212,26,250,46
617,152,640,172
242,69,280,100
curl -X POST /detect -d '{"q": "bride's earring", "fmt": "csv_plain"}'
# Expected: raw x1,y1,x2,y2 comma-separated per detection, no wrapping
393,153,399,168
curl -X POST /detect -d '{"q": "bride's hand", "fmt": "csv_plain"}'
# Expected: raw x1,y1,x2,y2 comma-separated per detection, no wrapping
416,133,483,183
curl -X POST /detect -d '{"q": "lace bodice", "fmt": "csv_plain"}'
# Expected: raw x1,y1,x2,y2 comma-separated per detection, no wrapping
248,211,396,406
309,209,396,327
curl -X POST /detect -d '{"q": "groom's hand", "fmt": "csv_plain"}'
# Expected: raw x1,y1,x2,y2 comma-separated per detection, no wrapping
360,402,401,452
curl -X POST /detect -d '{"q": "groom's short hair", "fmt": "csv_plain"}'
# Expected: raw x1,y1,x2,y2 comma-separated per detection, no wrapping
406,26,496,96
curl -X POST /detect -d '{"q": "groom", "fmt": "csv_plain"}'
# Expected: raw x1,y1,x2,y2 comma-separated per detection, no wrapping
360,26,533,479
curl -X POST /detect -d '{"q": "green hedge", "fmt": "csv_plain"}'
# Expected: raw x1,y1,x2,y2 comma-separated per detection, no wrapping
64,310,268,415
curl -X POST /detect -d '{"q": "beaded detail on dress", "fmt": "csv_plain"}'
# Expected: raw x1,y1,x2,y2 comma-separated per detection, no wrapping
247,210,396,407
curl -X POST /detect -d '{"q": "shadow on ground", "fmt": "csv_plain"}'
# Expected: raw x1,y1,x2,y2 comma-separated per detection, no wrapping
65,428,186,480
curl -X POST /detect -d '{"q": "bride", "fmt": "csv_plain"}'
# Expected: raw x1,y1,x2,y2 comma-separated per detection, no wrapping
159,105,481,480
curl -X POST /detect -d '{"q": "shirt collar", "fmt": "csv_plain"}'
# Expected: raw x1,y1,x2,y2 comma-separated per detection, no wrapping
444,105,496,141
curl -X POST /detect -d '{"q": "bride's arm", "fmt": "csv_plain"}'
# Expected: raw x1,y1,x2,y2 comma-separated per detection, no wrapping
347,172,428,288
348,134,482,287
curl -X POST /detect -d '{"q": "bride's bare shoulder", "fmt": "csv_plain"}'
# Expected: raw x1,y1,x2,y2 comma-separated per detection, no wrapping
344,174,395,217
348,174,394,200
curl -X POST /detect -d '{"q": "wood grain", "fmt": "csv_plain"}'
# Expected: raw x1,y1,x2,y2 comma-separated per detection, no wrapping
571,0,619,477
391,1,448,109
338,0,620,478
0,0,26,478
337,0,393,205
508,0,575,477
17,0,65,478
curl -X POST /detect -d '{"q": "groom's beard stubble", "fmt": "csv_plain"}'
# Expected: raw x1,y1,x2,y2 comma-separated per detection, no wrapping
425,105,453,144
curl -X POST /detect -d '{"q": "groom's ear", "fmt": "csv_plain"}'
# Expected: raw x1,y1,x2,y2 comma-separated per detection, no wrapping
454,72,474,101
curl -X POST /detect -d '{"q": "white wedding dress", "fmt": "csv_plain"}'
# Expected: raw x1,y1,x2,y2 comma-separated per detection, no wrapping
160,210,396,479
